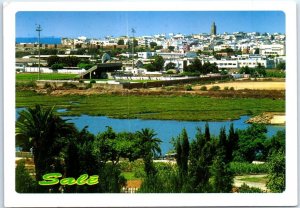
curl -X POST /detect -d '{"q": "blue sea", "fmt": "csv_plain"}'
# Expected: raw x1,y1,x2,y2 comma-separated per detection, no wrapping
16,37,62,44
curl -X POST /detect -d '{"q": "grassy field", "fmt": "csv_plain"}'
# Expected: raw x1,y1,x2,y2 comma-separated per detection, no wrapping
239,175,268,183
16,73,78,81
16,90,285,121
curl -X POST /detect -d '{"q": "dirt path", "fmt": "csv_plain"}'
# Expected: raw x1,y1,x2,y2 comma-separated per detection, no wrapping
234,174,268,191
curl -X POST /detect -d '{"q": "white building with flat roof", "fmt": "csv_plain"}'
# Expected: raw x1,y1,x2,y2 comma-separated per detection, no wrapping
259,44,285,56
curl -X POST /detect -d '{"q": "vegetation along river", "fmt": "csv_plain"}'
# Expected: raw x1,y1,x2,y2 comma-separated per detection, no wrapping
16,107,284,155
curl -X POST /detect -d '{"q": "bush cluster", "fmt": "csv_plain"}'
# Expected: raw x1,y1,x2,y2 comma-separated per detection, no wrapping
209,86,220,91
185,85,193,91
200,86,207,91
62,82,77,89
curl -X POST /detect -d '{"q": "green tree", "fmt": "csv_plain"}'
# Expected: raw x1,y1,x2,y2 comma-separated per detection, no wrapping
16,105,77,184
187,128,213,192
210,153,233,193
254,48,260,54
136,128,162,193
239,66,253,75
205,123,210,141
210,126,233,193
276,62,286,70
168,46,175,52
145,55,165,72
185,58,202,73
47,55,60,67
233,124,268,162
16,160,37,193
154,45,163,50
181,129,189,175
218,126,227,150
136,128,161,176
149,42,157,49
226,123,239,162
92,127,138,193
202,62,218,74
165,62,176,70
64,127,99,193
117,39,125,45
264,130,285,156
174,128,190,191
266,150,285,192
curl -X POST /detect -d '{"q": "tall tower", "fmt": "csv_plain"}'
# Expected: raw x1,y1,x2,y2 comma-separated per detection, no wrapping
211,22,216,35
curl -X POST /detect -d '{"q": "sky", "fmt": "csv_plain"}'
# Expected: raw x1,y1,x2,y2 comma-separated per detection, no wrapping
16,11,285,38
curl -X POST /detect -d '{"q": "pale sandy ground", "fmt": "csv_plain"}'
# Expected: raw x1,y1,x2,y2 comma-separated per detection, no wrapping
195,81,285,90
270,115,286,124
234,174,268,191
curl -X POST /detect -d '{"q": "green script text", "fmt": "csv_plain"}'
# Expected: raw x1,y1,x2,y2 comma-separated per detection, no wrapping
38,173,99,186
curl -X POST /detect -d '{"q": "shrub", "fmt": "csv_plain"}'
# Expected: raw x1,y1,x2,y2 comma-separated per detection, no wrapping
16,81,37,89
165,86,174,91
16,160,37,193
44,82,52,89
85,83,93,89
229,162,268,175
50,63,64,70
79,80,84,83
229,87,235,91
209,85,220,91
62,82,77,89
166,70,174,74
185,85,193,91
224,86,229,90
90,80,96,84
200,86,207,91
238,183,264,193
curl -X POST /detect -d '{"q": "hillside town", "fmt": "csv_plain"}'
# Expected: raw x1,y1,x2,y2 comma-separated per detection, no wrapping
16,22,286,79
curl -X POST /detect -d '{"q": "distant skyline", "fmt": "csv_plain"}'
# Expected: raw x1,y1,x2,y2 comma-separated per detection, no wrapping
16,11,285,38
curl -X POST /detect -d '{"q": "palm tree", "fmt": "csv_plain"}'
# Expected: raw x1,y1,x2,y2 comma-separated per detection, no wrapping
136,128,162,176
16,104,77,182
136,128,162,158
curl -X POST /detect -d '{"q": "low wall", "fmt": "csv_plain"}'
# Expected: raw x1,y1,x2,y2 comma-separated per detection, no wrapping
36,75,231,90
36,80,124,90
122,75,232,89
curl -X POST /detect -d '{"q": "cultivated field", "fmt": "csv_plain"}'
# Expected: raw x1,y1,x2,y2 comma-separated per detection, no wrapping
195,81,285,91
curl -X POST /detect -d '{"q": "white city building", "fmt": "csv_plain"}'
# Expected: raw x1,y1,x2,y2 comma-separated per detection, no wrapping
259,44,285,56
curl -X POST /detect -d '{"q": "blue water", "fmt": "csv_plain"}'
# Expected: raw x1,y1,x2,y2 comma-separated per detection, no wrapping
16,37,61,44
16,108,285,154
57,108,68,113
62,115,284,154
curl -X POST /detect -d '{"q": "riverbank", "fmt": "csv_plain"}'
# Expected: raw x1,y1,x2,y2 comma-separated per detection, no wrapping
246,112,285,125
16,90,285,121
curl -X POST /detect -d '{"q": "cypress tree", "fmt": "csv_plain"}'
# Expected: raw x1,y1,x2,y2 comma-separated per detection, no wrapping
205,122,211,141
227,123,238,162
181,128,190,175
175,128,190,192
219,126,227,151
210,126,233,193
188,128,212,192
210,153,233,193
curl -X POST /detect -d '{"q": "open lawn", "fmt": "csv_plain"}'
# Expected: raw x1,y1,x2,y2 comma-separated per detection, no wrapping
16,73,78,81
16,90,285,121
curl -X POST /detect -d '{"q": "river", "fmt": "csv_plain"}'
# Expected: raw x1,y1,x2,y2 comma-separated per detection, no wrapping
16,108,285,154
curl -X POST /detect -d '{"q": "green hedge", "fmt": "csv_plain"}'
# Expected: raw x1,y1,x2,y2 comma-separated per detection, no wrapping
230,162,268,175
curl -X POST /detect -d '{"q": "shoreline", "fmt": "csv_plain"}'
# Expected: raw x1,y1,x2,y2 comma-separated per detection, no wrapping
246,112,285,125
